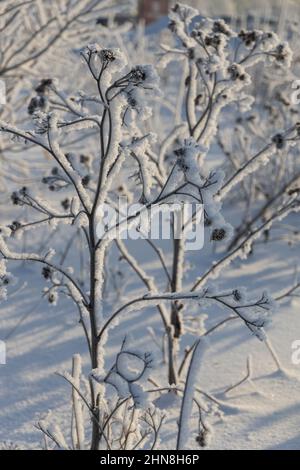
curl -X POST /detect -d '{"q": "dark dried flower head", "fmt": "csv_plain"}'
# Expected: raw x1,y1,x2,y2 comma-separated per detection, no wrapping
130,67,146,82
228,64,245,81
61,198,70,211
196,429,210,448
211,228,226,241
174,146,189,172
35,78,52,94
42,266,52,280
188,48,195,60
232,289,242,302
272,43,292,67
9,221,21,233
191,28,201,38
28,95,46,115
129,65,159,90
238,30,257,46
205,34,221,48
100,49,116,63
274,44,285,62
82,175,90,187
213,20,231,36
80,154,91,166
174,147,185,157
2,276,10,285
172,3,180,13
195,93,203,106
272,133,285,149
19,187,26,197
48,293,56,304
11,192,20,205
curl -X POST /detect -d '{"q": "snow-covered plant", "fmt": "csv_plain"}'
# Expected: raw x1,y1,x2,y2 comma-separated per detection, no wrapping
0,39,168,449
0,0,135,191
214,14,300,253
36,352,165,450
1,2,300,450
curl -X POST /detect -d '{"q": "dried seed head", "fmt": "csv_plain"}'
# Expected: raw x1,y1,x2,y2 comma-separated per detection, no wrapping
238,30,257,46
28,95,46,115
42,267,52,280
99,49,116,63
82,175,90,187
35,78,52,94
211,228,226,241
9,221,21,233
130,67,147,82
272,133,285,149
232,289,242,302
61,198,70,211
213,20,231,36
11,192,20,205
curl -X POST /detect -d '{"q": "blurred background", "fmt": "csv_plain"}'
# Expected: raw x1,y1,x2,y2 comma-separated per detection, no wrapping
138,0,299,29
